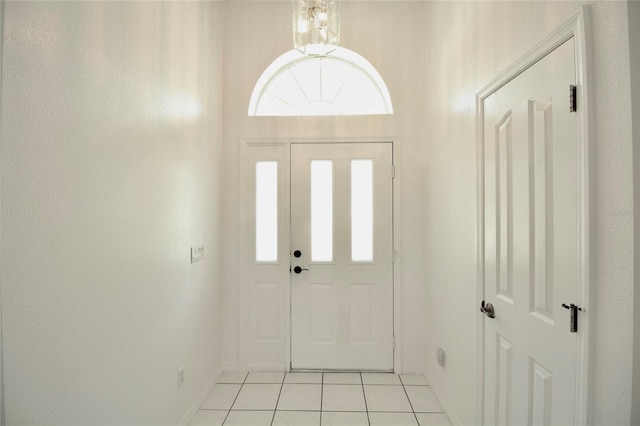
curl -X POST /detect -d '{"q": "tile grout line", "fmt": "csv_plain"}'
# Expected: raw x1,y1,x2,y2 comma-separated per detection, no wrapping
213,372,437,426
221,372,248,426
360,373,371,426
400,376,421,426
269,373,286,426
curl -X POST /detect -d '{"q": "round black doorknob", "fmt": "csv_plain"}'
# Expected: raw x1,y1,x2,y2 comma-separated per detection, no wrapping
293,266,309,274
294,250,302,258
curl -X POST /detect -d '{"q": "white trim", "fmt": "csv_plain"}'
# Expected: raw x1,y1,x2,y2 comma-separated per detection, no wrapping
243,137,396,146
237,139,245,372
392,137,403,374
238,137,403,373
475,7,592,425
222,362,239,373
474,84,485,426
247,363,289,372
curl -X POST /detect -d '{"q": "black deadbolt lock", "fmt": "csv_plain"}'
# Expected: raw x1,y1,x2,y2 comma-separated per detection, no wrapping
293,250,302,258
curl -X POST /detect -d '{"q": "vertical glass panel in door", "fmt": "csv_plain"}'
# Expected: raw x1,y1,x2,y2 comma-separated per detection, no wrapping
351,160,374,261
255,161,278,262
311,160,333,262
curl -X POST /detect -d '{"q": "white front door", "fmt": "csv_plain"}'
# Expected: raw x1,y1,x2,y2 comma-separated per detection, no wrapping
482,39,580,424
290,143,394,370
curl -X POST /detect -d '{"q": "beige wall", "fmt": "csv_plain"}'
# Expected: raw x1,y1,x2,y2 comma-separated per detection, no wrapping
630,0,640,423
0,2,225,424
421,1,634,424
0,0,4,423
0,1,636,425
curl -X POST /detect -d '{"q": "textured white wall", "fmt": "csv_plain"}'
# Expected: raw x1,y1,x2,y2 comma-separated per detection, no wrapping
421,1,635,425
630,1,640,424
220,1,430,373
0,1,4,424
0,2,225,424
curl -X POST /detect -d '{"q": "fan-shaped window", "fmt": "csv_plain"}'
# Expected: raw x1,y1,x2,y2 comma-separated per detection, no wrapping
248,47,393,116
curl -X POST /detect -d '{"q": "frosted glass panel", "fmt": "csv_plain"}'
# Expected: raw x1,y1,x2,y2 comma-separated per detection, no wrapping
311,160,333,262
248,48,393,116
351,160,373,261
256,161,278,262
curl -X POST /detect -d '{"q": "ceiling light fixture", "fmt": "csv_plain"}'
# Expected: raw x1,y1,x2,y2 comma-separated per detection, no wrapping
293,0,340,56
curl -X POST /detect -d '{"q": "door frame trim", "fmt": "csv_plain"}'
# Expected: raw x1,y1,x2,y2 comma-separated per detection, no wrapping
475,7,592,425
238,137,404,374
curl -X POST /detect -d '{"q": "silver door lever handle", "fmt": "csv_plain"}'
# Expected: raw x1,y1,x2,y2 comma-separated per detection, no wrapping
480,300,495,318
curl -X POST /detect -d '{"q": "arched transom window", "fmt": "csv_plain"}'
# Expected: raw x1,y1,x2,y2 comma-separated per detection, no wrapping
248,47,393,116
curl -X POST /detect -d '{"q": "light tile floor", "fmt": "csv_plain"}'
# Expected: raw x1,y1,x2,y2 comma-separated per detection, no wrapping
190,372,452,426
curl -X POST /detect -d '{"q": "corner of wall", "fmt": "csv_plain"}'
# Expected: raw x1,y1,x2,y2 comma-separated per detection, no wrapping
177,368,221,426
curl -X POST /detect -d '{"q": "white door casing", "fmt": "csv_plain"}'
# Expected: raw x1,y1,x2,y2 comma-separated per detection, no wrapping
290,143,394,371
477,10,592,425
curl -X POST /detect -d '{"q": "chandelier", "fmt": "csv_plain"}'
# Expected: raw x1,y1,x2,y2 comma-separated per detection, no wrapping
293,0,340,56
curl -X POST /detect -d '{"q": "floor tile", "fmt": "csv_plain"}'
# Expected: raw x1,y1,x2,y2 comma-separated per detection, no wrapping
362,372,402,385
364,385,412,412
245,371,286,383
232,383,281,410
322,384,366,412
217,372,248,384
321,411,369,426
188,410,227,426
277,384,322,411
285,372,323,384
369,412,419,426
273,410,321,426
400,374,430,386
223,410,273,426
405,386,444,412
200,384,241,410
323,372,361,384
416,412,452,426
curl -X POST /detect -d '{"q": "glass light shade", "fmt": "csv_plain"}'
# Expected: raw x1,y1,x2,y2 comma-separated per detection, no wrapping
293,0,340,56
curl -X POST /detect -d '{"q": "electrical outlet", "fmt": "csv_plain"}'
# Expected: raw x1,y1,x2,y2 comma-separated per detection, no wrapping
178,365,185,387
190,246,204,263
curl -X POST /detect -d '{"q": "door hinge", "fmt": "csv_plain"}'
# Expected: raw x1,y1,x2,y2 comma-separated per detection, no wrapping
569,85,577,112
392,250,397,264
393,336,397,349
391,165,396,179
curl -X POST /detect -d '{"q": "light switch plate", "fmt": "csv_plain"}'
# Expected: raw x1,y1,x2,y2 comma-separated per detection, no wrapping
191,246,204,263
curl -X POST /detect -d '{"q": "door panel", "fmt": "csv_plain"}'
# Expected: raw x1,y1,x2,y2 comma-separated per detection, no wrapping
290,143,393,370
483,39,578,425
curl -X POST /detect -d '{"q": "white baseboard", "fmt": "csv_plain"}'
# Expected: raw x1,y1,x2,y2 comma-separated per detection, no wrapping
423,370,463,426
222,362,239,372
400,364,425,374
177,368,221,426
447,409,463,426
247,363,287,372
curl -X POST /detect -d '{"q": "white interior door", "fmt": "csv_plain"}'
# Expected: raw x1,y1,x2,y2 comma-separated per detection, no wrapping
290,143,393,371
482,39,580,425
